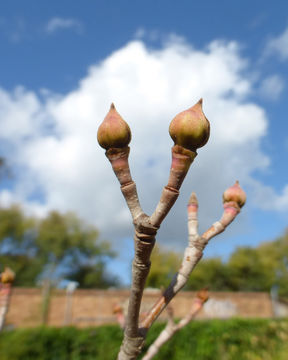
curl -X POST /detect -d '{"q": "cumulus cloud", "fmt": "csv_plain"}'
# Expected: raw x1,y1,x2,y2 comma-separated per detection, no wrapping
0,38,287,250
249,180,288,212
265,26,288,60
45,17,83,34
259,74,285,100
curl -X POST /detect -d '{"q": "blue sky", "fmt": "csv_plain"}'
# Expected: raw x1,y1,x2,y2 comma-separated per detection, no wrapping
0,0,288,284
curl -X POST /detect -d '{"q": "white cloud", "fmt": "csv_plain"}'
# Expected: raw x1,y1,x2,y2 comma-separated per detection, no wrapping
134,28,160,42
259,74,285,100
248,180,288,212
45,17,83,34
0,38,287,249
0,189,48,218
265,26,288,60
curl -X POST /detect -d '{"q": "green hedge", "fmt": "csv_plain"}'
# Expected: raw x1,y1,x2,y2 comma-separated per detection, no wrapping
0,319,287,360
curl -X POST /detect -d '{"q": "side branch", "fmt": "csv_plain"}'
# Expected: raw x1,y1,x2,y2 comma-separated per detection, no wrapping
141,194,241,332
142,290,208,360
150,145,196,228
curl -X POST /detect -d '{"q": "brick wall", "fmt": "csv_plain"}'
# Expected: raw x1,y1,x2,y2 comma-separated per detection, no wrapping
5,288,274,329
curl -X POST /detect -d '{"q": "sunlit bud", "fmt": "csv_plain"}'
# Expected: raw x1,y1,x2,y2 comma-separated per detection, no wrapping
169,99,210,151
97,103,131,150
223,181,246,208
1,267,15,284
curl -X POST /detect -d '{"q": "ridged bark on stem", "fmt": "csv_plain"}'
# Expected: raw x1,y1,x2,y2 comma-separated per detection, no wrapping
106,147,143,222
150,146,196,228
118,228,156,360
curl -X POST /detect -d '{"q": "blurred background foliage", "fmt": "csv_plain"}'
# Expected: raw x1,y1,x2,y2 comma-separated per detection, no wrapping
0,319,287,360
0,205,117,288
148,232,288,297
0,154,287,294
0,202,287,296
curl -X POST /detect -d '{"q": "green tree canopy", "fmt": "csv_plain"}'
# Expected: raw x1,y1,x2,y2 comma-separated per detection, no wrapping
0,205,117,288
146,244,181,288
186,230,288,297
186,258,231,291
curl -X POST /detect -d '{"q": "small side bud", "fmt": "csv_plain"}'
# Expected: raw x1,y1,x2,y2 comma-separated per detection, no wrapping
223,181,246,208
1,267,15,284
97,103,131,150
196,288,209,303
112,304,123,314
169,99,210,151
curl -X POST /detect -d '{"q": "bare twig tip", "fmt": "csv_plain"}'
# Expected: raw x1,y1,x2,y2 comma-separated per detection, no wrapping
188,192,198,205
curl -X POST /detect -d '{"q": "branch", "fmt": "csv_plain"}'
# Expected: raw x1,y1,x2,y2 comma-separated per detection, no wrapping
115,145,196,360
141,183,245,333
98,104,203,359
103,144,196,359
142,290,209,360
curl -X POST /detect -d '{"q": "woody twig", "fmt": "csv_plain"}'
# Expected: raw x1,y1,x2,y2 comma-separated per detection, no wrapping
142,289,209,360
140,181,246,333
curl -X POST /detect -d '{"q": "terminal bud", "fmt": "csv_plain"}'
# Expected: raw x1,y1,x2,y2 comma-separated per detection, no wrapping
223,181,246,208
169,99,210,151
97,103,131,150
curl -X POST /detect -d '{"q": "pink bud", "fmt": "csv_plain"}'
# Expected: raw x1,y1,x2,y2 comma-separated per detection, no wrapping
97,103,131,150
223,181,246,208
169,99,210,151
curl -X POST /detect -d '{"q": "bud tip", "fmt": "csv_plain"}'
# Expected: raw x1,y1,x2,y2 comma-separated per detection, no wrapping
97,104,131,150
188,192,198,205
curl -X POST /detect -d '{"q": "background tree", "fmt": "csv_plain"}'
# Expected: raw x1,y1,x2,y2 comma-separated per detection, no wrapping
0,157,11,181
226,247,272,291
0,205,41,286
0,205,117,288
146,245,181,288
186,258,231,291
148,231,288,298
186,230,288,297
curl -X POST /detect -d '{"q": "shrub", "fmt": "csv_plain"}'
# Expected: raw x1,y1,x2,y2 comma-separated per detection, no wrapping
0,319,287,360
